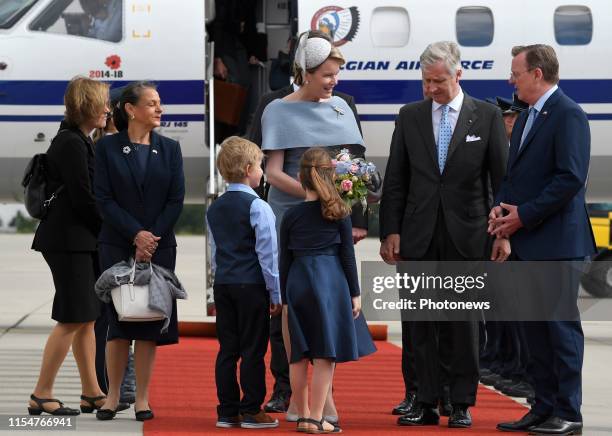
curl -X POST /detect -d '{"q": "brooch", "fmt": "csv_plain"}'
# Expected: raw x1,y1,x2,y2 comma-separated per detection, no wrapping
332,105,345,118
122,146,131,154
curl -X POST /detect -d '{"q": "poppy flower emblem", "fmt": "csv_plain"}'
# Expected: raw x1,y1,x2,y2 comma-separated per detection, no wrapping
105,55,122,70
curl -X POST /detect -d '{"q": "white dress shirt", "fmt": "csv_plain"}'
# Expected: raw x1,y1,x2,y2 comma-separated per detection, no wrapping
432,88,464,145
532,84,558,113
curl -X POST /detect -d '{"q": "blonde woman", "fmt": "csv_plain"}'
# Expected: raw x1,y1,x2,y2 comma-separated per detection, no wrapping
30,77,110,415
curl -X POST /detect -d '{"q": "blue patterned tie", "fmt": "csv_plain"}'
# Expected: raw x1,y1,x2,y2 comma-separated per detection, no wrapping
438,104,452,173
519,107,538,150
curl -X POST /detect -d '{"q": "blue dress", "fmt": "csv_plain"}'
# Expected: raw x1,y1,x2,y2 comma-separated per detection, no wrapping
279,201,376,363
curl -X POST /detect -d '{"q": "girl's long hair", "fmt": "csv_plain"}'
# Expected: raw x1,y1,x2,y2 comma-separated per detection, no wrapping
299,147,351,221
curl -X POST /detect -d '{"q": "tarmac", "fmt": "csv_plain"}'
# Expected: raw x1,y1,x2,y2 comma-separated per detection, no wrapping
1,234,611,435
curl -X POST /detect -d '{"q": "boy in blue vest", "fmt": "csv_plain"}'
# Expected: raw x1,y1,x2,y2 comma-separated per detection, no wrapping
206,136,282,429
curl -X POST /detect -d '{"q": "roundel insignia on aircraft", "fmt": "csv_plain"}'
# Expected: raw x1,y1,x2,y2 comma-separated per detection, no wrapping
310,6,360,47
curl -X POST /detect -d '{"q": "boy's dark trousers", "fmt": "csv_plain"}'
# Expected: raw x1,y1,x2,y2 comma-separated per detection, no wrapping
214,283,270,417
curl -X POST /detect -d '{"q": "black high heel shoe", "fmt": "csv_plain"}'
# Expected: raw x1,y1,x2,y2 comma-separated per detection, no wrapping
80,395,106,413
28,394,80,416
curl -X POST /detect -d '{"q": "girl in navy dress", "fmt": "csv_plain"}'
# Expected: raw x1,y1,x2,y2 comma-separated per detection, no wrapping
279,148,376,433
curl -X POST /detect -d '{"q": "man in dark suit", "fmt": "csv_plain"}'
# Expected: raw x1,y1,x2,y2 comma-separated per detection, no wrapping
493,44,596,435
247,80,367,415
380,41,508,428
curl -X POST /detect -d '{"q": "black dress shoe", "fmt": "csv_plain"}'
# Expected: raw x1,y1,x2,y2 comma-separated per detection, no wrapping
480,373,503,386
448,405,472,428
494,378,518,391
135,409,154,421
397,404,439,426
480,368,492,377
528,416,582,435
392,392,416,415
502,381,535,398
497,411,549,432
264,392,290,413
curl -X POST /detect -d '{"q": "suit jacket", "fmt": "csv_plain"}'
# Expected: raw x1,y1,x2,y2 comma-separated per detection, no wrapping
495,88,596,260
32,122,102,252
94,130,185,249
247,85,367,229
380,93,508,259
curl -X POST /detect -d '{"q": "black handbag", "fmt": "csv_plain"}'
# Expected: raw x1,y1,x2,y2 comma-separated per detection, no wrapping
21,131,67,220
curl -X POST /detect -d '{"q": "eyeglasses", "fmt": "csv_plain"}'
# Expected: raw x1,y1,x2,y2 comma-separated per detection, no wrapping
104,111,113,119
509,68,534,80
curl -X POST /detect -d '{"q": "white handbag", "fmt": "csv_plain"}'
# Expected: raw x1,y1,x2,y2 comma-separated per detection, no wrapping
111,262,165,322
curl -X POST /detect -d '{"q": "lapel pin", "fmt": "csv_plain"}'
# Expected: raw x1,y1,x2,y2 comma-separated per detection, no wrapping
152,149,158,154
122,146,131,154
542,111,548,116
332,105,345,118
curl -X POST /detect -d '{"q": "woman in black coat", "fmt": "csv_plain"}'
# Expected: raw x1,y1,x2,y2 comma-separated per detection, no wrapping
29,77,110,415
94,81,185,421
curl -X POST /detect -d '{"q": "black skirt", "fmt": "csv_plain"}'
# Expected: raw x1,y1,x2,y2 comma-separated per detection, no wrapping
42,251,101,323
98,244,179,345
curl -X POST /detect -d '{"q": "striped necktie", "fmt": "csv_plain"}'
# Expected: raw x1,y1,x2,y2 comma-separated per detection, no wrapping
437,104,452,173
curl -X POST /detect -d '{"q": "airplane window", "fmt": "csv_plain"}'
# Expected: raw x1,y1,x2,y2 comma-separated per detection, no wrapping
370,7,410,47
0,0,38,29
554,6,592,45
29,0,122,43
456,6,494,47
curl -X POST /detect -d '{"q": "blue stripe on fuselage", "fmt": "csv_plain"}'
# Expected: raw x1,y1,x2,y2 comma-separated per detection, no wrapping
0,80,205,105
1,79,611,120
1,79,612,106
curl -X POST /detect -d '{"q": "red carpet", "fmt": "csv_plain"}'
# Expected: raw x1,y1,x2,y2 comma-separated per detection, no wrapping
146,338,526,435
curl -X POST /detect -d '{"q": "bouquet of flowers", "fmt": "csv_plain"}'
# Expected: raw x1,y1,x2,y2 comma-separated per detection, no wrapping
333,148,378,210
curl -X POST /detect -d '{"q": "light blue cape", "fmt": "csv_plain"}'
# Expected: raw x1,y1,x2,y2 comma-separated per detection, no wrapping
261,96,365,151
